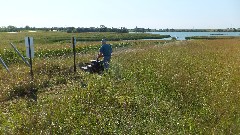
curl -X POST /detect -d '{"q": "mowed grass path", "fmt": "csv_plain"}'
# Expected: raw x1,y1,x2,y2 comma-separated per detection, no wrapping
1,39,240,134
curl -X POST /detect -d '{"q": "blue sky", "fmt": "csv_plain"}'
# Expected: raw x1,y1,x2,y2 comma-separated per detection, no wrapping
1,0,239,29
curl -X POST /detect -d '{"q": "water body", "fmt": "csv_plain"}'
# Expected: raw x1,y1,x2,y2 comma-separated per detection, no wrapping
149,32,240,40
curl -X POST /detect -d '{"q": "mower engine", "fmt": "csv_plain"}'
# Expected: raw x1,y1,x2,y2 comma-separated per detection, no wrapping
81,60,104,74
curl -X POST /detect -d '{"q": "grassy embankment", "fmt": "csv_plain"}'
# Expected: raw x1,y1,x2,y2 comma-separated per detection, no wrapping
0,31,240,134
0,31,169,100
186,36,239,40
0,32,169,64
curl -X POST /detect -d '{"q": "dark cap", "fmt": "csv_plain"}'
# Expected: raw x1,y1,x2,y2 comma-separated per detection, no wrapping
101,39,106,42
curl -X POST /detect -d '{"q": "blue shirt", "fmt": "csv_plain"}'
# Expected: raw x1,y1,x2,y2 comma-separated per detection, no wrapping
100,44,112,57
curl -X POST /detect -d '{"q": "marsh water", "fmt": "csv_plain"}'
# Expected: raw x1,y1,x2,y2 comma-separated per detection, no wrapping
149,32,240,40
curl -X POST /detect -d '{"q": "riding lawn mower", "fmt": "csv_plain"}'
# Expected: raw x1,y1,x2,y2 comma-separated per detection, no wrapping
81,59,104,74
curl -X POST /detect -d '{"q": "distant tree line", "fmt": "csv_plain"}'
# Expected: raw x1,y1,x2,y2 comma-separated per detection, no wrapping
0,25,239,33
155,28,240,32
0,25,47,32
0,25,129,33
130,27,240,32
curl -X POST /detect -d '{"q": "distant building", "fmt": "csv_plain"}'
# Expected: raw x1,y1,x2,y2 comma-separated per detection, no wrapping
134,26,145,33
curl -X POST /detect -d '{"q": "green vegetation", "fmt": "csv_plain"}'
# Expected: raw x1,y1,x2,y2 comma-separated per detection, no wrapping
1,31,240,134
0,31,169,46
185,36,238,40
0,32,169,65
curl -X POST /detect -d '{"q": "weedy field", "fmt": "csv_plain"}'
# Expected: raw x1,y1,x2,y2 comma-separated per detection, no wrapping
0,31,240,134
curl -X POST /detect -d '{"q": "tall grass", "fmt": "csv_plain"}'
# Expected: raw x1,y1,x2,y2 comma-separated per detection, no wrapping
1,38,240,134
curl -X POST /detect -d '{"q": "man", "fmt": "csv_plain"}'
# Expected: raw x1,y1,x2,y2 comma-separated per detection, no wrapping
97,39,112,70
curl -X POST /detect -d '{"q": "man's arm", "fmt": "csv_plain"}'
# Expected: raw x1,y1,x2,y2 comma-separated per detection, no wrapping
97,45,104,59
97,52,103,59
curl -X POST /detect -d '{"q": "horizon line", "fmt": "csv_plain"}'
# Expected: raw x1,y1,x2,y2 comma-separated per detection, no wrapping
1,25,240,30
